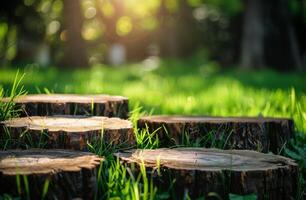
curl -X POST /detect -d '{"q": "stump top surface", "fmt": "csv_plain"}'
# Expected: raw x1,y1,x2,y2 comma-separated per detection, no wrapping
139,115,292,123
0,149,103,175
117,148,296,171
2,94,128,103
2,116,133,132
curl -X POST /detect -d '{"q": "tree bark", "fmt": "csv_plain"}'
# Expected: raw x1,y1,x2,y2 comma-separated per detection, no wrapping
241,0,302,70
2,94,129,118
241,0,264,69
137,115,294,153
157,0,179,57
62,0,88,68
1,116,134,150
264,0,302,70
0,149,102,199
116,148,298,200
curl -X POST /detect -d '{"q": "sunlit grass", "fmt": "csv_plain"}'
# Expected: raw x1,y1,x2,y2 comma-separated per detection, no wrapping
0,59,305,133
0,59,305,199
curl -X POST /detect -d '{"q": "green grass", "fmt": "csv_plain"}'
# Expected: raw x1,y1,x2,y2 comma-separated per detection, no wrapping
0,58,305,199
1,59,305,133
0,70,26,121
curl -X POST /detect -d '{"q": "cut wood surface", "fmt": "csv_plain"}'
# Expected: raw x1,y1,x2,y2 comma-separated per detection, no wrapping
138,115,294,153
2,94,129,118
0,149,102,199
1,116,134,150
116,148,298,200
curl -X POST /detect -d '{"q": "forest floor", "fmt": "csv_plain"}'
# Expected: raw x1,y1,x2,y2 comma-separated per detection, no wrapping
0,58,305,199
1,58,305,132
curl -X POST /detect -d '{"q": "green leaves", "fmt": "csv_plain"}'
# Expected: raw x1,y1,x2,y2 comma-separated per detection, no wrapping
284,133,306,174
0,70,26,121
229,194,257,200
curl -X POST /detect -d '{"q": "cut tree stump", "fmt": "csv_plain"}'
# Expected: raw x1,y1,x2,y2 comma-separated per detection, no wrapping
138,115,294,153
1,94,129,118
116,148,298,200
0,149,102,199
0,116,134,150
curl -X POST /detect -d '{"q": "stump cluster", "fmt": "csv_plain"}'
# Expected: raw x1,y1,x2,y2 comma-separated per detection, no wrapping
0,94,299,199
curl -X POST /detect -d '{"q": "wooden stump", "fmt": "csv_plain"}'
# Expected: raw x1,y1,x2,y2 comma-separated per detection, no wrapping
2,94,129,118
0,149,103,199
116,148,298,200
138,115,294,153
1,116,134,150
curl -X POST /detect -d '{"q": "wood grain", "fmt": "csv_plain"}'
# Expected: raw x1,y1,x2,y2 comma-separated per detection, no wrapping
1,116,134,150
0,149,103,199
116,148,298,200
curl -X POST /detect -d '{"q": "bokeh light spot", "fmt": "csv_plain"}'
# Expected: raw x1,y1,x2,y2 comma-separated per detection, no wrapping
47,21,60,35
100,1,114,17
82,19,102,41
116,16,133,36
24,0,35,6
85,7,97,19
60,30,67,41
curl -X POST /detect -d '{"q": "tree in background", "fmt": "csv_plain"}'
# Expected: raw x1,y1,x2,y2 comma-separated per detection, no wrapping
240,0,264,69
241,0,302,70
62,0,88,67
0,0,45,66
0,0,305,70
264,0,302,71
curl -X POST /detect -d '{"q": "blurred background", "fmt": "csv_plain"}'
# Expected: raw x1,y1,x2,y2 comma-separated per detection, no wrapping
0,0,306,70
0,1,306,189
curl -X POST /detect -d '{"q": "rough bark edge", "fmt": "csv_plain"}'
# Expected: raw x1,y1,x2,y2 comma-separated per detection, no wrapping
115,148,298,200
0,149,103,199
137,116,294,153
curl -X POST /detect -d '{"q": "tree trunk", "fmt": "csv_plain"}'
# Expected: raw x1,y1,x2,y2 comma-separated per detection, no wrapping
241,0,264,69
62,0,88,68
2,94,129,118
1,116,134,150
157,0,179,57
264,0,302,70
137,115,294,153
116,148,298,200
241,0,302,70
0,149,102,199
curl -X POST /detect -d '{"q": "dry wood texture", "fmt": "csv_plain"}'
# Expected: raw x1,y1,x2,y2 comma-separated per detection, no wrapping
138,115,294,153
1,116,134,150
2,94,129,118
116,148,298,200
0,149,102,199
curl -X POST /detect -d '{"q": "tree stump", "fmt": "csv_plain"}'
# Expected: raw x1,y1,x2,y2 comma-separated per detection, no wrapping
0,149,103,199
116,148,298,200
138,115,294,153
1,116,134,150
1,94,129,118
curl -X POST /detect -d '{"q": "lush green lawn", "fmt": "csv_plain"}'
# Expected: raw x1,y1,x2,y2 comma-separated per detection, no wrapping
0,60,306,199
1,59,305,133
0,59,306,199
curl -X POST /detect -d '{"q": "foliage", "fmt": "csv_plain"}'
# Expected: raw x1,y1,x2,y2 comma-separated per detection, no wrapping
0,70,26,121
0,62,305,199
284,133,306,174
129,104,160,149
229,194,257,200
95,158,157,200
283,132,306,200
1,60,304,131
